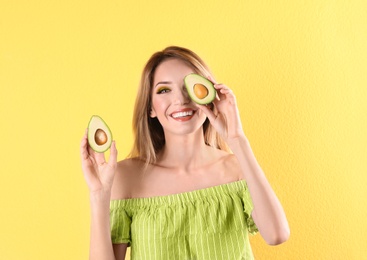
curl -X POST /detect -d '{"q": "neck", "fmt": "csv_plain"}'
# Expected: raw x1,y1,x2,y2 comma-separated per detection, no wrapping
157,130,213,170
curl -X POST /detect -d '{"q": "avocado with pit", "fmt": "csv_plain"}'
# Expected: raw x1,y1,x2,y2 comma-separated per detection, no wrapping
184,73,216,105
87,115,113,153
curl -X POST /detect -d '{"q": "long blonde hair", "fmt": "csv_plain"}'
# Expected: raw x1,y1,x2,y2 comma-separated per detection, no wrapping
129,46,229,165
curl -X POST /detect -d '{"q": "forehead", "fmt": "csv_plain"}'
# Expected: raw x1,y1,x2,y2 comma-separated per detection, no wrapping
153,58,196,85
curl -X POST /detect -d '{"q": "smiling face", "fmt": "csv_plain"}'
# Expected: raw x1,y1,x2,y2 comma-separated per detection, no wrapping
150,58,208,137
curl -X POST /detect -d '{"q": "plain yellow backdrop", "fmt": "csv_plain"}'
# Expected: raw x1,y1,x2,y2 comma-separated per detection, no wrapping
1,0,366,259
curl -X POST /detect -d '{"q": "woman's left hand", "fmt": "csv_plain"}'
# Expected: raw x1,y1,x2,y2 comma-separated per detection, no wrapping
198,76,245,143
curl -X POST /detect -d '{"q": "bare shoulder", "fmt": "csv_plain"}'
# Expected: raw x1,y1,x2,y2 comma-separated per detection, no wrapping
222,153,241,170
110,157,145,200
210,147,243,182
224,153,243,180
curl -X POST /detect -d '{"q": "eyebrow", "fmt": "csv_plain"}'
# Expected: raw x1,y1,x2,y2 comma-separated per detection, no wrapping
154,81,172,88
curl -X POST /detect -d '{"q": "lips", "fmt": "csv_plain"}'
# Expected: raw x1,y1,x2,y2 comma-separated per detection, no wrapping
170,109,196,121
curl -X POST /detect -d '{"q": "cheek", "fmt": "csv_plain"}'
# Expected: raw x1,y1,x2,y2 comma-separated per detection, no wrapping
151,98,168,116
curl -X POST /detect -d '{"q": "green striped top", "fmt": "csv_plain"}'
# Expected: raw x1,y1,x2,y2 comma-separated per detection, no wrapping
110,180,258,260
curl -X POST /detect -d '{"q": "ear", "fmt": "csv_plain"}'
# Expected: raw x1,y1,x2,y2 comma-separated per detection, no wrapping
150,108,157,118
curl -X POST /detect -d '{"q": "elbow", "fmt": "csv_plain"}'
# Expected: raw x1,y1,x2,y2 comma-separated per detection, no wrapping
265,227,290,246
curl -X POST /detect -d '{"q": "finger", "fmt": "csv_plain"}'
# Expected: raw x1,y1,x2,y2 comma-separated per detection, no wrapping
198,104,217,123
206,75,228,91
108,141,118,168
206,75,230,100
94,149,106,165
86,142,96,163
213,83,229,91
84,129,107,164
205,75,221,101
80,130,90,161
219,87,231,95
213,84,236,103
212,84,227,102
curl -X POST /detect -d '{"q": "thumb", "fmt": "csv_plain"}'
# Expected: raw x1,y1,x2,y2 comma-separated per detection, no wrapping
198,104,217,123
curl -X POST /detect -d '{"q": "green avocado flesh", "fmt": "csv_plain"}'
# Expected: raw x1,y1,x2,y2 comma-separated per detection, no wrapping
184,74,216,105
87,115,113,153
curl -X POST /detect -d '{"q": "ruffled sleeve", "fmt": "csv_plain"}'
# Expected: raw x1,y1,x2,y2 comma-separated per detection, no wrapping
110,200,132,245
240,183,258,235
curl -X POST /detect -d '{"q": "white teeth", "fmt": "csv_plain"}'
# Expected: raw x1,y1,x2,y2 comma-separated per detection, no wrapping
172,111,193,118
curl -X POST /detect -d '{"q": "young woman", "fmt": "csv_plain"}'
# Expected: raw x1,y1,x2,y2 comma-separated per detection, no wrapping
80,46,290,260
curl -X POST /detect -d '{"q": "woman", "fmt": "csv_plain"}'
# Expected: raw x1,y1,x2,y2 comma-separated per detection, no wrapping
80,46,290,260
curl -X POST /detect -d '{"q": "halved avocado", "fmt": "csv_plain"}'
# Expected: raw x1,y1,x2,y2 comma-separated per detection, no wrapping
87,115,113,153
184,73,216,105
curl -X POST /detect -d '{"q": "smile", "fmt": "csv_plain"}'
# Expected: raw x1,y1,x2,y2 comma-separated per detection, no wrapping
171,110,194,119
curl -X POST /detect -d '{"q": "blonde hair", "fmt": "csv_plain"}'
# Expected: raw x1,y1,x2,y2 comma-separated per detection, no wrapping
129,46,229,165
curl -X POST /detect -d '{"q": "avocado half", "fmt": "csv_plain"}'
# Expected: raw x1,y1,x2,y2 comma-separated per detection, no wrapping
87,115,113,153
184,74,216,105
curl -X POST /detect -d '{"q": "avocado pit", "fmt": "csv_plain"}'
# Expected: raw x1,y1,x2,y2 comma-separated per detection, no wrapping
95,129,108,145
194,84,208,99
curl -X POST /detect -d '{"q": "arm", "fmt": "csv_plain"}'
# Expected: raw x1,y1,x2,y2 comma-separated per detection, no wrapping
80,130,127,259
199,78,290,245
89,190,116,259
228,135,290,245
113,244,128,259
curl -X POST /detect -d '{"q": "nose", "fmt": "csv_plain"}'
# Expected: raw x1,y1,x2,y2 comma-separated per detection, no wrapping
173,86,190,105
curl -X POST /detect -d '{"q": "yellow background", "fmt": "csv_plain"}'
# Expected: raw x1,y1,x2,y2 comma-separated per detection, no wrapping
1,0,366,259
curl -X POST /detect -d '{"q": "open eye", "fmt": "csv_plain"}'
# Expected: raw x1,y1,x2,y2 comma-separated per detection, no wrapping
157,87,171,94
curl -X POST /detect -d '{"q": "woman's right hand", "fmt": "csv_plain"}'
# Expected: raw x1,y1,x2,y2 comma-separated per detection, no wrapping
80,129,118,195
